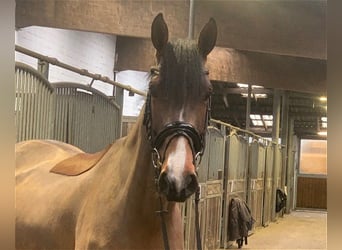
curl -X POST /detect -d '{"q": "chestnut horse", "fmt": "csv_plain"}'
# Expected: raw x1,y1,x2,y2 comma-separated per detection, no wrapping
15,13,217,249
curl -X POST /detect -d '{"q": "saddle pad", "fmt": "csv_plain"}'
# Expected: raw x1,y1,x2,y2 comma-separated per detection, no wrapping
50,144,112,176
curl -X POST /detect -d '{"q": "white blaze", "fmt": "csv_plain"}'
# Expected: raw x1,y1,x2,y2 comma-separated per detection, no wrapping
179,107,185,121
166,137,187,192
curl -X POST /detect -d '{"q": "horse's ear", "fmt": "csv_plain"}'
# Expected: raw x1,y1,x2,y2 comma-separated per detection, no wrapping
151,13,169,52
198,18,217,58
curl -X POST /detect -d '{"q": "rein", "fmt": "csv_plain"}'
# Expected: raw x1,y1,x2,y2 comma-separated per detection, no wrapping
143,66,211,250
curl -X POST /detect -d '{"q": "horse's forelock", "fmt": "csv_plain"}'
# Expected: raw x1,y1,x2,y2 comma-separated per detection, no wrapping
159,39,203,99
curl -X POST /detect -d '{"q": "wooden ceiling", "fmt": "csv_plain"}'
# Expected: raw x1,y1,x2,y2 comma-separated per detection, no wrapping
16,0,327,137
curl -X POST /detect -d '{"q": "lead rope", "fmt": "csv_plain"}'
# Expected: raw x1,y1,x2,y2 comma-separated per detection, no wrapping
157,189,202,250
152,150,170,250
157,195,170,250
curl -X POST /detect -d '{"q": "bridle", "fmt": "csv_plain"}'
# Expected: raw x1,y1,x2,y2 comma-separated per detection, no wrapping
143,66,211,250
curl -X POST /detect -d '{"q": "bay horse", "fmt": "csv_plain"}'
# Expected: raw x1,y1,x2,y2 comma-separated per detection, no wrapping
15,13,217,250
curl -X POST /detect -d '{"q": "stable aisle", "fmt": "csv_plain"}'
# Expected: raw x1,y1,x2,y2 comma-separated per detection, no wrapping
228,210,327,249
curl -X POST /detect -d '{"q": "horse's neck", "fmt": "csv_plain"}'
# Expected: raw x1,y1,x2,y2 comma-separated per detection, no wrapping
117,111,160,215
94,109,182,248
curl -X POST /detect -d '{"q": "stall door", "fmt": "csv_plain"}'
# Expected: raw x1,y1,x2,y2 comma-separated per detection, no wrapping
247,141,266,229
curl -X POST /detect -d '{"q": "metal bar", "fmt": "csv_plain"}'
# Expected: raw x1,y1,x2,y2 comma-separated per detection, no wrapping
54,89,60,141
15,70,19,141
245,84,252,130
52,82,121,109
27,74,34,139
210,118,278,145
15,62,53,92
188,0,195,39
15,45,147,97
47,88,53,139
22,71,29,140
286,117,295,213
36,81,42,139
61,88,66,142
281,91,289,188
41,84,48,138
17,69,23,141
211,87,272,95
32,76,38,139
271,89,281,221
21,70,27,141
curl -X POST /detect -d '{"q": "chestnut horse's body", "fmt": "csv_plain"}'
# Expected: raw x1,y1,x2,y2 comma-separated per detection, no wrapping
15,13,217,249
16,113,183,249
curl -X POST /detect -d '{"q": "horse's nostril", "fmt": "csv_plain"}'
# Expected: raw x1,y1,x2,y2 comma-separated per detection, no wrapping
158,172,170,195
185,174,199,197
158,171,198,202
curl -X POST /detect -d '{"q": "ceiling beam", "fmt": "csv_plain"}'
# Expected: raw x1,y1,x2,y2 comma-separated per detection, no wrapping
194,0,326,59
16,0,326,59
207,48,326,95
114,37,326,94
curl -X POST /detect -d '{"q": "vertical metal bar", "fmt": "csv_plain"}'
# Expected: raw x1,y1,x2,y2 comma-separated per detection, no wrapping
22,71,28,140
35,79,40,139
69,88,73,144
188,0,195,39
272,89,281,147
94,95,98,151
115,86,124,138
15,69,19,141
78,90,84,149
54,89,60,141
27,74,34,139
286,117,295,213
64,88,69,142
32,76,38,139
67,88,73,146
15,69,20,141
19,69,25,141
48,87,54,139
245,84,252,130
60,88,64,142
60,88,65,142
271,89,281,221
42,85,48,138
74,89,79,147
37,78,43,139
281,91,289,188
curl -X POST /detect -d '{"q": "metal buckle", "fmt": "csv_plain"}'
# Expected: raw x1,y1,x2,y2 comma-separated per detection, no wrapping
194,151,203,170
152,147,162,169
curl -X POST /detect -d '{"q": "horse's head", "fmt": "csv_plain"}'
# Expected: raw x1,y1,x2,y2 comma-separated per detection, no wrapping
144,13,217,202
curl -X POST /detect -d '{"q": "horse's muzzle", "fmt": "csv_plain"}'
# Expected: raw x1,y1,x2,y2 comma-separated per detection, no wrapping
158,171,199,202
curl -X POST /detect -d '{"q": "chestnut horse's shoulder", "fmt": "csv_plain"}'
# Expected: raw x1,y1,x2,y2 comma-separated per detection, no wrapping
50,143,112,176
15,140,83,175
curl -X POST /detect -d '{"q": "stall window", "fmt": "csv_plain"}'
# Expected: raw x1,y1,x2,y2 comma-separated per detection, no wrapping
299,139,327,175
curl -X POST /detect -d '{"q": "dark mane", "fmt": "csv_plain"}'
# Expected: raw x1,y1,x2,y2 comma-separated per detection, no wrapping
159,39,203,100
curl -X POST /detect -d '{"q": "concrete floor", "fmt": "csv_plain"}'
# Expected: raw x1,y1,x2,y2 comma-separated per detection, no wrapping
227,210,327,250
